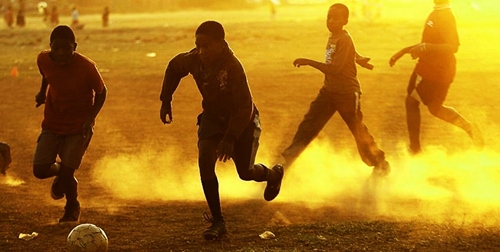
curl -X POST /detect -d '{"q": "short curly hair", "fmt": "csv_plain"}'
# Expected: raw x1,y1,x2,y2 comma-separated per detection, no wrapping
329,3,349,19
50,25,76,43
195,21,225,40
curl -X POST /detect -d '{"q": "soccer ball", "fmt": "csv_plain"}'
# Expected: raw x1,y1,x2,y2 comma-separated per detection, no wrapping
67,223,108,252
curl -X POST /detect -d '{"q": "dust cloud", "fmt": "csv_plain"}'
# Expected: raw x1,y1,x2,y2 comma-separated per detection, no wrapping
91,145,267,202
279,140,500,225
93,134,500,225
0,174,25,186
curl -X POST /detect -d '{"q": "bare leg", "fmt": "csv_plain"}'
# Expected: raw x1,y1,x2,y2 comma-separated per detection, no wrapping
427,103,471,133
406,95,422,154
427,103,484,148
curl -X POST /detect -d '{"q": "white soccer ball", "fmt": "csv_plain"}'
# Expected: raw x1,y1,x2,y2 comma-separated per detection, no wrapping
67,223,108,252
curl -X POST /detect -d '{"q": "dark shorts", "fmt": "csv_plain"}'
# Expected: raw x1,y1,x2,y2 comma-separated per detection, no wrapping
197,112,261,180
407,71,451,106
33,129,91,169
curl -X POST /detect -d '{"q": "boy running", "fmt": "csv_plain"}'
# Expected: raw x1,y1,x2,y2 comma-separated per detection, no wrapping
389,0,483,154
33,25,107,224
159,21,284,240
283,3,390,176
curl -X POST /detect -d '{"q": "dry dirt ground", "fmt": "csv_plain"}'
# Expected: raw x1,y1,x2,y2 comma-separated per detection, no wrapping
2,2,500,251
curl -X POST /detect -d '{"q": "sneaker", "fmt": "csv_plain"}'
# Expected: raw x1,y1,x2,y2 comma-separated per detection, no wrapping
1,164,7,175
372,160,390,177
51,176,64,200
264,164,284,201
59,204,80,224
49,163,64,200
202,213,227,240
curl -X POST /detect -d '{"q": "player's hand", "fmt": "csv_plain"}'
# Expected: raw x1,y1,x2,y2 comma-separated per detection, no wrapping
216,140,234,162
293,58,310,68
356,57,374,70
160,102,173,124
389,50,406,67
82,119,94,146
35,92,46,108
409,43,426,60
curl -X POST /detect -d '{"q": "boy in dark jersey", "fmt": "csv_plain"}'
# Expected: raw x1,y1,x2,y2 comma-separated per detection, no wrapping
33,25,107,224
159,21,284,240
283,3,390,176
390,0,483,154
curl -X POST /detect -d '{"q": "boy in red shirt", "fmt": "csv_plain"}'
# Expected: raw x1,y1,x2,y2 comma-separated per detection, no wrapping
34,25,107,224
390,0,483,154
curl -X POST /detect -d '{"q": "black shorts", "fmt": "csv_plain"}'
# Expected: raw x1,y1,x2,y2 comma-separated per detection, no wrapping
407,71,451,106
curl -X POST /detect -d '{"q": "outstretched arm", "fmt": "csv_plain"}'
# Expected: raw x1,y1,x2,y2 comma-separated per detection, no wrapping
389,44,419,67
355,51,374,70
294,38,353,74
390,42,458,67
293,58,334,75
159,52,191,124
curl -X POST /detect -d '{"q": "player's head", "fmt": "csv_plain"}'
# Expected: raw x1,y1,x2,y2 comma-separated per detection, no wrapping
327,3,349,33
195,21,226,65
49,25,77,65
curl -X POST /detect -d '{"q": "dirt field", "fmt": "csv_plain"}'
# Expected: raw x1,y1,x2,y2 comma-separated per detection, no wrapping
2,1,500,251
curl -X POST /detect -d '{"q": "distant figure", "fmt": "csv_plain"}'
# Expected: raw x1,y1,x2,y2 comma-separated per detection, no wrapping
4,5,14,28
389,0,483,154
102,6,109,27
49,6,59,26
269,0,278,20
0,142,12,175
16,7,26,27
40,4,49,23
70,6,84,30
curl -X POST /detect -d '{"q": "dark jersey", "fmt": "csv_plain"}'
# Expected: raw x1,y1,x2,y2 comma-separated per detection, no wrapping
324,30,361,94
160,43,256,141
415,7,459,84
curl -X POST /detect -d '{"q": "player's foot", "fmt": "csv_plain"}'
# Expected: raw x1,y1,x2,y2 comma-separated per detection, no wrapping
0,165,7,175
59,204,80,224
50,163,64,200
202,213,227,240
372,160,390,177
264,164,284,201
408,145,422,156
469,123,484,149
51,177,65,200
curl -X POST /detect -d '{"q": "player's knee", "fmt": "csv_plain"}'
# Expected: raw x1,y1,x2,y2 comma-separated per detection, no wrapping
405,95,419,107
33,163,52,179
427,104,441,116
237,171,254,181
